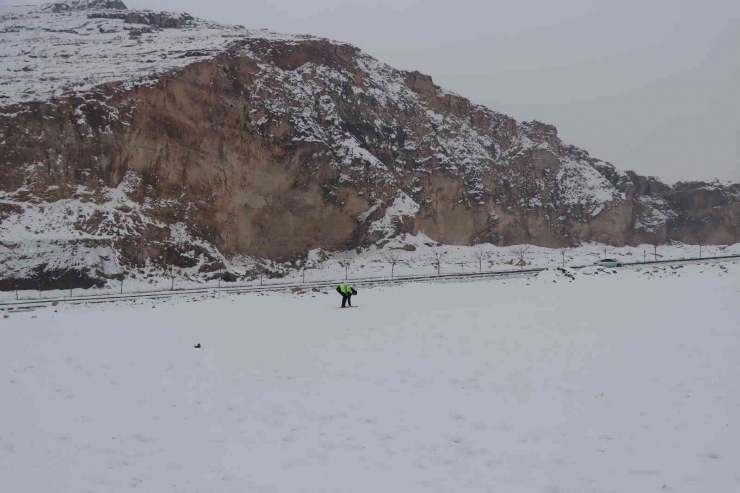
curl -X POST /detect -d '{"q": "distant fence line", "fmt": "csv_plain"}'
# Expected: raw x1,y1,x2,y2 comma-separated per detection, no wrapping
1,254,738,307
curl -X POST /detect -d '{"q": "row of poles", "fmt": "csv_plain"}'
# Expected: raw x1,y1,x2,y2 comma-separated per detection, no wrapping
0,243,718,300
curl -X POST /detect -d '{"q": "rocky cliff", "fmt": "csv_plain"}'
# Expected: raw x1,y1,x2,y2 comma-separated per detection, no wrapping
1,1,738,288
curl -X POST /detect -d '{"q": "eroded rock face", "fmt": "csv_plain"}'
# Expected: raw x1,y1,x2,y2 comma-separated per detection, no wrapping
88,10,197,29
48,0,128,13
0,5,738,286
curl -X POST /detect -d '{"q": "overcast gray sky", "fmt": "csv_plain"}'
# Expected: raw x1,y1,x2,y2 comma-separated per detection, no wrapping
12,0,740,182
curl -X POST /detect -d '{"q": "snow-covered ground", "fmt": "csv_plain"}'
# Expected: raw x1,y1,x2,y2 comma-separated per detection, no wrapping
2,236,739,302
303,235,740,281
2,261,739,492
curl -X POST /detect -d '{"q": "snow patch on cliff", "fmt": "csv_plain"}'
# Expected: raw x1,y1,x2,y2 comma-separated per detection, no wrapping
369,192,420,237
635,195,678,233
557,155,620,212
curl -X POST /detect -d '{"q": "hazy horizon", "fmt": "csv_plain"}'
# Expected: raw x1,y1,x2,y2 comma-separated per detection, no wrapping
4,0,739,183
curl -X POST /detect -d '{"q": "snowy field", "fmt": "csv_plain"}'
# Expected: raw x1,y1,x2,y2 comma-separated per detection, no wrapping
1,261,739,493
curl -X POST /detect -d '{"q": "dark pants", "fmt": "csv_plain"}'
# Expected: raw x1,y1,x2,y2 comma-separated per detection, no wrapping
337,288,352,308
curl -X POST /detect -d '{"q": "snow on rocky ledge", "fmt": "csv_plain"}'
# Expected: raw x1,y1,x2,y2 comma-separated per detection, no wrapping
369,192,421,238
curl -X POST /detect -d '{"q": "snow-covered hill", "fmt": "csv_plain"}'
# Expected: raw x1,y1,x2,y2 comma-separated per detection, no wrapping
1,1,738,291
0,1,308,106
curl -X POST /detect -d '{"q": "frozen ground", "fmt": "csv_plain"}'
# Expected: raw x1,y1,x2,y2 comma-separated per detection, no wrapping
2,261,739,492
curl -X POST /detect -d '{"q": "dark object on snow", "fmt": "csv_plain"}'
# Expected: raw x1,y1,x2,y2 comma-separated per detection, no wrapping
594,259,623,268
221,272,238,283
194,343,201,349
336,284,357,308
0,267,105,293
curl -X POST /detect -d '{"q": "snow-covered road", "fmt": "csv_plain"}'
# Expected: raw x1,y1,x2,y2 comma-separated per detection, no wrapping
2,262,739,492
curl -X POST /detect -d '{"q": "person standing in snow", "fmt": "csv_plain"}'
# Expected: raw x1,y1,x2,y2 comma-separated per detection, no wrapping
336,284,357,308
